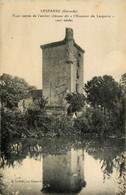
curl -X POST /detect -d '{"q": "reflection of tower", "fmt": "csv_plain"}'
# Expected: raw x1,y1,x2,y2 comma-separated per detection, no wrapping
42,148,86,193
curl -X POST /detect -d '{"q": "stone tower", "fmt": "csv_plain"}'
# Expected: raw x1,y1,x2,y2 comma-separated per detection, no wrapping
40,28,85,108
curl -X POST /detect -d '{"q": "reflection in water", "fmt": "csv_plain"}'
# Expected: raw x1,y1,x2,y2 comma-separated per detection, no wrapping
0,136,125,194
42,148,86,193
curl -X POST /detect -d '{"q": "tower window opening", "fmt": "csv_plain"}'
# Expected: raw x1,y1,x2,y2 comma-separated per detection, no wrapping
76,83,79,93
77,60,80,67
77,69,79,79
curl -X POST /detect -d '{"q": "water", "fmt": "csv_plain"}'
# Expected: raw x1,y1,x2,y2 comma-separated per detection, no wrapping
0,136,125,195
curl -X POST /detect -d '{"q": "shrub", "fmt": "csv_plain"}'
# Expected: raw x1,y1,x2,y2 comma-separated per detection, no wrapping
74,107,124,136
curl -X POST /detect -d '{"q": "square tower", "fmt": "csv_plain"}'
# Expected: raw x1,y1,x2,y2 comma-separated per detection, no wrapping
40,28,85,107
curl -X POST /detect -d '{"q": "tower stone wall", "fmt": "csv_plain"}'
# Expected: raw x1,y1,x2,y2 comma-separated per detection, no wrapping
41,28,84,107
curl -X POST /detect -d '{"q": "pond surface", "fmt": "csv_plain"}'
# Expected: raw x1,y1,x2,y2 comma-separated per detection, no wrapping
0,136,125,195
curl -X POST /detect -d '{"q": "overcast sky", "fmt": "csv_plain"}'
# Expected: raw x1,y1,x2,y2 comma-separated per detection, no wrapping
1,0,126,88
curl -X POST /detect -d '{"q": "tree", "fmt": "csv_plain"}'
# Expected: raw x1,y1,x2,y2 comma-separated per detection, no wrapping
0,73,36,109
84,75,122,112
119,73,126,130
120,73,126,94
65,92,85,114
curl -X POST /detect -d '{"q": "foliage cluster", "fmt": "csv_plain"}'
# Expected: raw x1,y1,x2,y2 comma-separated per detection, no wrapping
84,75,122,111
74,106,125,136
1,107,74,138
0,73,36,109
65,93,85,114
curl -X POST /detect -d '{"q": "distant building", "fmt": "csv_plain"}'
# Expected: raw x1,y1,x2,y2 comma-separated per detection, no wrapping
18,89,42,112
40,28,85,108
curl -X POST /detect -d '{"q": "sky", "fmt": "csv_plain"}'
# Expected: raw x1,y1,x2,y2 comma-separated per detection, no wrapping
1,0,126,89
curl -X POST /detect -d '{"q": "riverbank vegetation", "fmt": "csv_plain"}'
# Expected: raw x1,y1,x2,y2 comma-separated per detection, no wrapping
1,73,126,139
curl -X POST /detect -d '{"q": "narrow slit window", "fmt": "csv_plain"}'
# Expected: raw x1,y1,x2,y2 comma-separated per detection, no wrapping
77,69,79,79
76,83,79,93
77,60,80,67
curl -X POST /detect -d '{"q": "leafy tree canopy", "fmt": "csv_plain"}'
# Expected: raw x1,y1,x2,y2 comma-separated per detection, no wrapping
84,75,122,111
0,73,36,109
65,92,85,114
120,73,126,94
